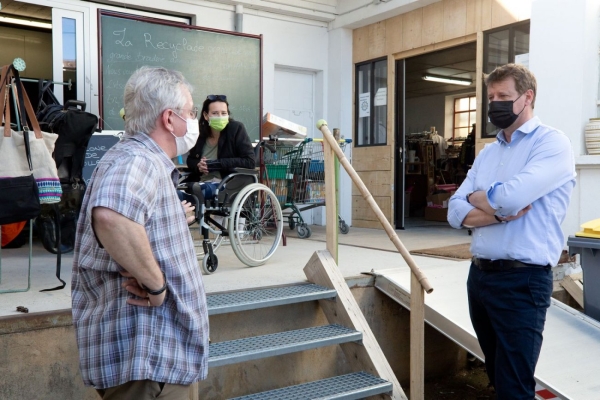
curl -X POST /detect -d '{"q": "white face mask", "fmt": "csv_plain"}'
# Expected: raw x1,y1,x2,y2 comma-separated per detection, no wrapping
172,113,200,156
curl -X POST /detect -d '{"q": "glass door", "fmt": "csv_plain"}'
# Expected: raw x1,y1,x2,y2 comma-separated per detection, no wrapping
52,9,84,105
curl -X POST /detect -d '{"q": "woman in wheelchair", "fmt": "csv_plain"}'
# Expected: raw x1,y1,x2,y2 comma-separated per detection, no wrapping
184,94,255,203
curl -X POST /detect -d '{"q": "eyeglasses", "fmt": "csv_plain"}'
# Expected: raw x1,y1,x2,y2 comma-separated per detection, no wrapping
176,107,199,119
207,94,227,101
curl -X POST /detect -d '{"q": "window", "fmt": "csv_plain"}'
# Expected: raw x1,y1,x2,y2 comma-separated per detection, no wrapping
355,58,387,146
453,95,476,139
482,21,530,137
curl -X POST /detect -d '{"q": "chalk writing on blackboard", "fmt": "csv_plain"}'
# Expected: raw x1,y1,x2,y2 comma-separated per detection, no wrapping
100,12,262,141
82,134,121,186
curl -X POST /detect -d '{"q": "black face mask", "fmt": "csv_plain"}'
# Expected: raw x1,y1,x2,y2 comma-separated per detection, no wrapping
488,93,525,129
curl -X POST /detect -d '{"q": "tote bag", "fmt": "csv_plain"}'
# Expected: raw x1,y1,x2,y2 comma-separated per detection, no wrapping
0,66,41,224
0,64,62,205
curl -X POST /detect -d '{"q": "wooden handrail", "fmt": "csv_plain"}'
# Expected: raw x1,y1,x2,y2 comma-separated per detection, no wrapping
317,120,433,293
318,119,430,400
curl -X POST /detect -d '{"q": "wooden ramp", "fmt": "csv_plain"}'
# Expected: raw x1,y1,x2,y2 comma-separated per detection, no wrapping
374,262,600,400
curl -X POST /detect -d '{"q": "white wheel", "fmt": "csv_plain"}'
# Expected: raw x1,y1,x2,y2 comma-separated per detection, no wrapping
229,183,283,267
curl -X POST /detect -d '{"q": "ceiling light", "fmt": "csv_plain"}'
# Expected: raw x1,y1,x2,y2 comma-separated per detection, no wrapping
0,16,52,29
422,74,472,86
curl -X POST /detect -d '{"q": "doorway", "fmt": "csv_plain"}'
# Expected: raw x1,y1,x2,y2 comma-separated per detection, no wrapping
394,42,477,229
0,1,84,107
274,67,317,225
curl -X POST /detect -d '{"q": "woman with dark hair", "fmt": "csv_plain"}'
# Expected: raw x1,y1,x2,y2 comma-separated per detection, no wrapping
185,94,255,200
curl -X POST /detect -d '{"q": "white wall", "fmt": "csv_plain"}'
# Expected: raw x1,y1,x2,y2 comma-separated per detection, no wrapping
325,27,354,226
530,0,600,239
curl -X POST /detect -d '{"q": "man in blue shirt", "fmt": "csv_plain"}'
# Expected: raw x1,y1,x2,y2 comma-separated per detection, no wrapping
448,63,576,399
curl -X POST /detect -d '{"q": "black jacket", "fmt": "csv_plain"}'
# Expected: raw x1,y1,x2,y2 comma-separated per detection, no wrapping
185,119,255,182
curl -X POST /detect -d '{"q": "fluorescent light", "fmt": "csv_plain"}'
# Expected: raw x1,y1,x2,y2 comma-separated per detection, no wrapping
0,16,52,29
422,74,472,86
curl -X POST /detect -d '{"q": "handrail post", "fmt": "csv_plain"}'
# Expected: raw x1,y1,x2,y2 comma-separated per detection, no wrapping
323,135,338,263
410,272,425,400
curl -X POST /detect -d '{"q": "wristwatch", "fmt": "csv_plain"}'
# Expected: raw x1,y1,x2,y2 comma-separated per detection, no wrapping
494,215,506,224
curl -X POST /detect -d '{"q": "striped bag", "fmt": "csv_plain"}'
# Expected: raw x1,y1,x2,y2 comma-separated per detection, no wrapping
1,64,61,204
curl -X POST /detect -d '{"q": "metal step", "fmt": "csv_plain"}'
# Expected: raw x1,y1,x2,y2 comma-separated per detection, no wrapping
209,324,361,368
229,371,392,400
207,283,337,315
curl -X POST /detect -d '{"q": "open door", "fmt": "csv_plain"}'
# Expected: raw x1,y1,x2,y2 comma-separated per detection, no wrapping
394,59,406,229
52,8,85,105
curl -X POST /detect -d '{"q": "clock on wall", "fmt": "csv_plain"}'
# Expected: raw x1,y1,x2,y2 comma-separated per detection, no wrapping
13,57,26,72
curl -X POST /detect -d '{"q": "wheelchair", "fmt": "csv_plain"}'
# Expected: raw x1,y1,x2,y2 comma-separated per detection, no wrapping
180,168,284,274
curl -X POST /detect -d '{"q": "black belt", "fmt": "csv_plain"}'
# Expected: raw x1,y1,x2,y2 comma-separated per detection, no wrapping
472,257,549,271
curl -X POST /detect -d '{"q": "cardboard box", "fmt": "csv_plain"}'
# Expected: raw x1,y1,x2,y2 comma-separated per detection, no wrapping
426,192,452,208
424,207,448,222
262,112,308,138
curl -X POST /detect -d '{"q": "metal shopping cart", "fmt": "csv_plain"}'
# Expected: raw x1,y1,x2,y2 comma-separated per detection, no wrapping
260,138,351,239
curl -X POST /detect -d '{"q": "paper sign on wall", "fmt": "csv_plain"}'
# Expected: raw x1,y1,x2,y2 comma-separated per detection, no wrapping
374,88,387,106
359,92,370,118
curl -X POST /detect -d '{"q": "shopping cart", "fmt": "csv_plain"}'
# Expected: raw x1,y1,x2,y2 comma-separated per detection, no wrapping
260,138,351,239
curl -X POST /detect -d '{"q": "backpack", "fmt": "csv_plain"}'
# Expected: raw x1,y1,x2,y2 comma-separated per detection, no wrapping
34,81,98,290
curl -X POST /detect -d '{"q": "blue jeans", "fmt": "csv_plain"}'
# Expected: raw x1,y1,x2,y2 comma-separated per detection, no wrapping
467,263,552,399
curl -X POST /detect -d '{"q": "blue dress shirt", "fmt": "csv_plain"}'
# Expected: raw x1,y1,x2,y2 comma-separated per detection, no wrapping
448,116,576,266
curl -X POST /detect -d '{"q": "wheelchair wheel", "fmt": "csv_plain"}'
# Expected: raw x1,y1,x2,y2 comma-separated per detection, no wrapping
229,183,283,267
193,219,225,259
202,253,218,274
288,215,296,230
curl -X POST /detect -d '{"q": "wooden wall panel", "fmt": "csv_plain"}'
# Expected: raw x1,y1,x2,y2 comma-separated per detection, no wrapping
402,9,423,51
353,145,392,171
351,171,392,197
353,218,391,229
480,0,492,31
422,2,444,46
369,22,386,59
352,195,392,222
353,26,369,63
465,0,478,35
443,0,467,41
491,0,518,28
385,14,403,55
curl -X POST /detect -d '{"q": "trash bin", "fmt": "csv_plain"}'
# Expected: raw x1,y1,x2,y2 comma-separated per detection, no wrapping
567,235,600,321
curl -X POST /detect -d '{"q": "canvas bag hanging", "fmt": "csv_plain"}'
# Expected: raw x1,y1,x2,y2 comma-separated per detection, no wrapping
0,65,40,224
1,64,62,204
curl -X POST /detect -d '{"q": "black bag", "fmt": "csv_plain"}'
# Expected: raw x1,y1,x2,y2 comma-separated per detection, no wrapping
37,182,85,254
33,81,98,292
0,65,42,225
0,175,40,225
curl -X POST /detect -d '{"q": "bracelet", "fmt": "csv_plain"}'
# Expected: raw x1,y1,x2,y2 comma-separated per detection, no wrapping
494,215,503,223
142,271,167,296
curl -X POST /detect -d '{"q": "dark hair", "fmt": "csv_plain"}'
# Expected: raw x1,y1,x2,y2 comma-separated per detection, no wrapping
199,96,231,138
484,63,537,108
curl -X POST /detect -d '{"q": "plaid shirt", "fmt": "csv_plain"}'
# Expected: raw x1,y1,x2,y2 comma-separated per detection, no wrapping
71,132,209,389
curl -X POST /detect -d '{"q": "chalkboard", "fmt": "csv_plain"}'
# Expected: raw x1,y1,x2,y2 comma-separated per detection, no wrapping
83,133,121,186
99,11,262,141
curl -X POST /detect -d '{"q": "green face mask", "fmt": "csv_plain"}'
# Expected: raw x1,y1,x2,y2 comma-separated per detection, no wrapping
208,116,229,131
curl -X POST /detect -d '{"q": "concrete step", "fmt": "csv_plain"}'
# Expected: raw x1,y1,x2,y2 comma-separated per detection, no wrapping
207,283,337,315
208,324,361,368
229,371,392,400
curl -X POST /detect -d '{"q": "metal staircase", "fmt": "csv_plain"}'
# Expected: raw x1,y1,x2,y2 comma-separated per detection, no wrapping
205,280,398,399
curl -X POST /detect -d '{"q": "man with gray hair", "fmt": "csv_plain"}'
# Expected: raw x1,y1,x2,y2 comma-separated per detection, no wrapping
72,66,208,399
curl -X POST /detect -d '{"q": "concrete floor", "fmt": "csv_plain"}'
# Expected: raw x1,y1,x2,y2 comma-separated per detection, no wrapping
0,218,471,317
